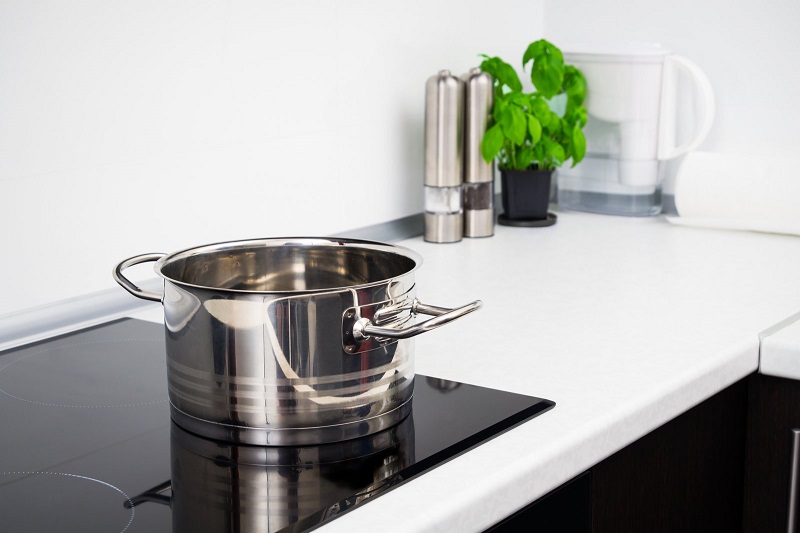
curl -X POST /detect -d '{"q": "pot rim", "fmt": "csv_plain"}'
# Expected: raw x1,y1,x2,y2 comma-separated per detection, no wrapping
152,236,424,295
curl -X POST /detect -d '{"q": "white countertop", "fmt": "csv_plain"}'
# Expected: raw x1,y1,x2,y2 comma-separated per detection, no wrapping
127,211,800,532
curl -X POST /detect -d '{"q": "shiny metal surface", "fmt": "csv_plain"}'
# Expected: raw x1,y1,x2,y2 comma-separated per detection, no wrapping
463,67,494,185
463,180,494,238
170,397,413,446
424,70,464,188
114,237,481,445
127,421,414,532
463,68,495,238
113,253,166,302
424,212,463,243
465,208,495,238
350,298,482,342
424,70,465,243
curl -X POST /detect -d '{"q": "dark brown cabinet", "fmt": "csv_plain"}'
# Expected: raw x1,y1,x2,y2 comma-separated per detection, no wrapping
743,374,800,532
592,377,748,532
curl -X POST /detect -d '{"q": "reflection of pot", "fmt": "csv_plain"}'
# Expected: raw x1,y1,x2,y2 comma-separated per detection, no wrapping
128,419,415,532
113,238,481,445
425,376,462,392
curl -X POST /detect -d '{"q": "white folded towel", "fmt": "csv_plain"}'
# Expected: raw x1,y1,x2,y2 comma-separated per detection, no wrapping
667,151,800,236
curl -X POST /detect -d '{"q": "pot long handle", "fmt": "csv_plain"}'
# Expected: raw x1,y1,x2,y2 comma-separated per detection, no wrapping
113,253,166,303
353,299,482,341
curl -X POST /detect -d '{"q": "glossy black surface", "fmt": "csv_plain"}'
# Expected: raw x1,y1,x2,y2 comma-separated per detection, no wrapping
0,318,553,532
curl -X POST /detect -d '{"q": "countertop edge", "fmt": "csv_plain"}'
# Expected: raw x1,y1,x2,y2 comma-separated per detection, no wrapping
760,311,800,380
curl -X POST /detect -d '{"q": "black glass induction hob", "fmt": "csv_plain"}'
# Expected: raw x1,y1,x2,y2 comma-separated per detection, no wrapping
0,318,554,532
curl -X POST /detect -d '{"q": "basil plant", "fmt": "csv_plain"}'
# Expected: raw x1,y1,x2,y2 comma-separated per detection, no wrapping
480,39,588,171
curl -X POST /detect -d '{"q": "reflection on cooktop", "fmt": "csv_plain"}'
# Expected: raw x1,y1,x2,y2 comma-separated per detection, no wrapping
0,318,554,532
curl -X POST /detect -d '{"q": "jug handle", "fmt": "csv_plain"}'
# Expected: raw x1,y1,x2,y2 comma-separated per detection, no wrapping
657,54,716,160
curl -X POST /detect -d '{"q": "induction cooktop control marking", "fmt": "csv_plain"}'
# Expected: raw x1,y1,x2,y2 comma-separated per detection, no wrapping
0,338,169,408
0,471,135,532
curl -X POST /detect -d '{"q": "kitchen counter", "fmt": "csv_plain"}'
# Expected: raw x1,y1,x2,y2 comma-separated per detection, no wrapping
123,211,800,531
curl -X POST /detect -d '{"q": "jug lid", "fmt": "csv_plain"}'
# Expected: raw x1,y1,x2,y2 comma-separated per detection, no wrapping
563,41,672,63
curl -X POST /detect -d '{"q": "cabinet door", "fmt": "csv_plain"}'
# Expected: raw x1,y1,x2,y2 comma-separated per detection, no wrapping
744,374,800,533
592,377,748,532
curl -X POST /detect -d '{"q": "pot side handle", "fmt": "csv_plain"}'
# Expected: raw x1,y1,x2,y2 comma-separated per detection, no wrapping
353,299,482,342
113,253,166,303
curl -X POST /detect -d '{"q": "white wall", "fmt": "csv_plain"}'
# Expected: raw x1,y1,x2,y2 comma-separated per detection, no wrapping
544,0,800,186
0,0,545,315
5,0,798,317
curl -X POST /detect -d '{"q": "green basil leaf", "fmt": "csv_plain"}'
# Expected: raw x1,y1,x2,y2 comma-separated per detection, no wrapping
563,65,587,108
503,106,527,146
533,144,546,167
479,56,500,79
571,126,586,164
508,92,529,109
493,97,509,122
546,41,564,64
498,61,522,92
517,146,534,170
530,97,550,121
545,112,561,134
574,106,588,127
481,56,522,93
481,123,505,163
522,39,563,69
499,107,513,131
522,40,546,69
527,115,542,144
550,142,565,163
531,55,564,99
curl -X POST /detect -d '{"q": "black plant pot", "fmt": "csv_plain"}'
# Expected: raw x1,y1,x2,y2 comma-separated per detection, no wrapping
500,168,553,221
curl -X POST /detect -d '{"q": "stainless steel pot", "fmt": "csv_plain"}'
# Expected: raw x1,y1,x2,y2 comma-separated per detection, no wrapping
113,237,481,445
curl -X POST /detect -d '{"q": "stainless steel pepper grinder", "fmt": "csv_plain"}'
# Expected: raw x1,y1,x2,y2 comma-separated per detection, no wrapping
424,70,465,243
462,67,494,238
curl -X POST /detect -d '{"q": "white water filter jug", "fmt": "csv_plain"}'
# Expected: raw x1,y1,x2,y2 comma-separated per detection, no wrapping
557,42,715,216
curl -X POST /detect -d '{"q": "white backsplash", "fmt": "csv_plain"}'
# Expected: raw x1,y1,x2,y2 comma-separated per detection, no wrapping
0,0,543,315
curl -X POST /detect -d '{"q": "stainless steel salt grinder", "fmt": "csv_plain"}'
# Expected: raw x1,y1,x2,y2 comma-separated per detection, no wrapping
462,67,494,237
424,70,465,243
